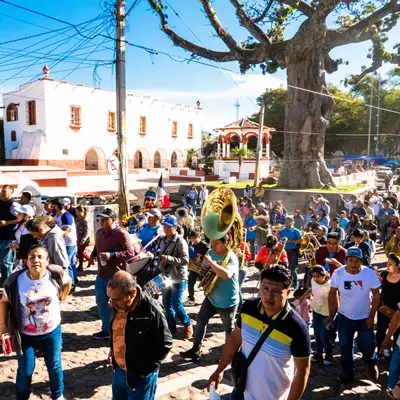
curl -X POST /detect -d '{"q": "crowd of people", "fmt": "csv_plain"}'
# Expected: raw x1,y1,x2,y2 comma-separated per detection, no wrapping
0,182,399,400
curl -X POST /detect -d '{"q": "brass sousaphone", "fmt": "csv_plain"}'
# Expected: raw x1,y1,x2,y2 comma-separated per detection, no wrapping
190,187,243,296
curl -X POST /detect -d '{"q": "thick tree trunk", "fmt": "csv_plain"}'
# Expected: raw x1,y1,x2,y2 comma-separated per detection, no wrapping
279,22,336,189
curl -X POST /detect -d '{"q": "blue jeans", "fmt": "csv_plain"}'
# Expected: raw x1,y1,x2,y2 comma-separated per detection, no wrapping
95,276,111,334
388,345,400,390
230,388,245,400
312,311,333,357
238,269,247,307
286,249,298,289
0,239,14,281
338,313,378,375
187,198,196,209
66,245,77,287
112,367,158,400
162,280,191,334
17,325,63,400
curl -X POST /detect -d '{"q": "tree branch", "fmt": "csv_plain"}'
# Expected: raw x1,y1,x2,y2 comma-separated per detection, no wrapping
326,0,400,49
252,0,274,23
279,0,314,17
230,0,272,46
200,0,243,54
147,0,238,61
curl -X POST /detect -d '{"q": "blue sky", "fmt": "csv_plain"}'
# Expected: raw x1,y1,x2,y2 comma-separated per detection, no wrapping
0,0,399,131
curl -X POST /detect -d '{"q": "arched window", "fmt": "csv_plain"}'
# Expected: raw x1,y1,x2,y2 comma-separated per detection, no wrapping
230,135,240,151
134,150,143,168
171,151,178,168
6,104,18,122
247,136,258,151
154,151,161,168
11,130,17,142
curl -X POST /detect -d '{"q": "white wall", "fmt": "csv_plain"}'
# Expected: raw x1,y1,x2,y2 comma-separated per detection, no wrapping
3,79,203,167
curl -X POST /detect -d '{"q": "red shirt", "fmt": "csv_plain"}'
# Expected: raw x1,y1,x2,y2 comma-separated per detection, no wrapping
255,246,288,267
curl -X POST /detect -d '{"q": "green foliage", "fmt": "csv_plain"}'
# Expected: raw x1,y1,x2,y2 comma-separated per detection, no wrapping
230,147,254,173
185,148,197,169
203,155,213,175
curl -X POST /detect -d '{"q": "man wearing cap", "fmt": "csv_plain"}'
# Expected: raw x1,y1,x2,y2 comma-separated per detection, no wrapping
90,208,135,340
315,232,346,276
144,186,158,202
11,205,38,265
326,247,381,383
63,197,77,220
137,209,163,247
279,217,302,289
0,185,22,283
256,202,268,217
345,229,371,268
255,235,289,269
52,197,78,288
328,217,345,242
158,215,193,339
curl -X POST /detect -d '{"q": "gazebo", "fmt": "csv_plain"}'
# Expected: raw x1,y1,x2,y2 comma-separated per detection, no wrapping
213,118,275,179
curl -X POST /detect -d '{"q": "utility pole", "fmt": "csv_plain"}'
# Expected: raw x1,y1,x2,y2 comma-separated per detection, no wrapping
375,73,381,155
254,100,265,187
234,98,240,120
367,83,374,169
115,0,129,220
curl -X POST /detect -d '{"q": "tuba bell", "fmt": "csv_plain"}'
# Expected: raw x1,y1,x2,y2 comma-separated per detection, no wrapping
198,187,243,296
175,207,188,220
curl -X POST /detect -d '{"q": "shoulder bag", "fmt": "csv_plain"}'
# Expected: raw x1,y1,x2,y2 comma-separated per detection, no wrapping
231,308,285,393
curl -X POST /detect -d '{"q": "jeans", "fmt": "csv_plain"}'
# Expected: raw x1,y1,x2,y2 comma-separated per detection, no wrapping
194,297,237,346
247,239,255,259
312,311,333,356
17,325,63,400
187,198,196,209
0,239,14,281
388,345,400,390
112,367,158,400
286,249,298,289
95,276,111,334
66,245,77,287
238,269,247,307
187,270,199,301
338,313,378,375
230,388,245,400
162,280,191,334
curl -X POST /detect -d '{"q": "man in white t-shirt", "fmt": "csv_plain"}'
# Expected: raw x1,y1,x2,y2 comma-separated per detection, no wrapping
326,247,381,384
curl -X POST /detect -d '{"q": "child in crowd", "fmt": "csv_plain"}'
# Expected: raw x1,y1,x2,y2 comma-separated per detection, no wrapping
292,287,311,326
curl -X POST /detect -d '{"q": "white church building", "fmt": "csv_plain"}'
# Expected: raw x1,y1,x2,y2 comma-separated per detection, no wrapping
3,66,202,171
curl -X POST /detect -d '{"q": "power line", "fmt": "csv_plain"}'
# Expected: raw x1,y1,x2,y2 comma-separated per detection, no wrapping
0,0,114,41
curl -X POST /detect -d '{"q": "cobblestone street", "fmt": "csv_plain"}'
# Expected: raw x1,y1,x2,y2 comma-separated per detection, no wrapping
0,247,392,399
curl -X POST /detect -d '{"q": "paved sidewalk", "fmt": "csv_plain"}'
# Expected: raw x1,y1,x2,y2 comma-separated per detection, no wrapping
0,247,391,399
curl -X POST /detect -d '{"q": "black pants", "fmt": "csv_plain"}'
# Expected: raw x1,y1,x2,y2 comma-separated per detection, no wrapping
377,312,400,351
188,270,200,301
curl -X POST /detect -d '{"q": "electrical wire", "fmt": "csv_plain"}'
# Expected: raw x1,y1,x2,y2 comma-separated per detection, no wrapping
0,0,114,41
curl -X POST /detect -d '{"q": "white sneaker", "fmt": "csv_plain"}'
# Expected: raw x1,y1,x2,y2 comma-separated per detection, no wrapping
184,299,196,306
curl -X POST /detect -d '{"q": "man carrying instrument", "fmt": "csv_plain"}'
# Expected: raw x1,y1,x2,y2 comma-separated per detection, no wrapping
279,217,302,290
255,235,288,270
185,230,210,306
180,234,240,362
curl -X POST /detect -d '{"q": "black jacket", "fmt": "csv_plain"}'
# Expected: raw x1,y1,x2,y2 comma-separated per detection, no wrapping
110,287,172,388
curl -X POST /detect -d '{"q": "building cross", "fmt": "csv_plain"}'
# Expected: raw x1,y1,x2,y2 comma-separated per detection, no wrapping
234,98,240,120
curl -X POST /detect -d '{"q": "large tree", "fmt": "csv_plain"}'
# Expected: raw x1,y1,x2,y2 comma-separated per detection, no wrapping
147,0,400,188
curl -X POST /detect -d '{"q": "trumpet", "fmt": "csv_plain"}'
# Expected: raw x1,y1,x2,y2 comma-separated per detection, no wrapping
264,237,287,268
299,233,320,269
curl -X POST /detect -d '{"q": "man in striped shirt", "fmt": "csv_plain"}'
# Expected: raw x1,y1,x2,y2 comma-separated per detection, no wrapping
208,265,311,400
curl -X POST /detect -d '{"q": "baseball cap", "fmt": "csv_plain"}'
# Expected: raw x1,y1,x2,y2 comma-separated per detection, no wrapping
97,208,117,219
19,205,35,218
258,202,266,208
63,197,71,206
346,247,363,260
163,215,178,227
147,208,162,218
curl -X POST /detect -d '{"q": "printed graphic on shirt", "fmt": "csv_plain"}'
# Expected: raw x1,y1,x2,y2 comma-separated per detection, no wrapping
23,289,53,334
344,280,363,290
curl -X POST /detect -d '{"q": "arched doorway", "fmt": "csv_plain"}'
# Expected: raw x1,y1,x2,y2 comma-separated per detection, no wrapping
85,147,106,170
134,150,143,168
247,136,258,152
171,151,178,168
230,135,240,151
154,151,161,168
